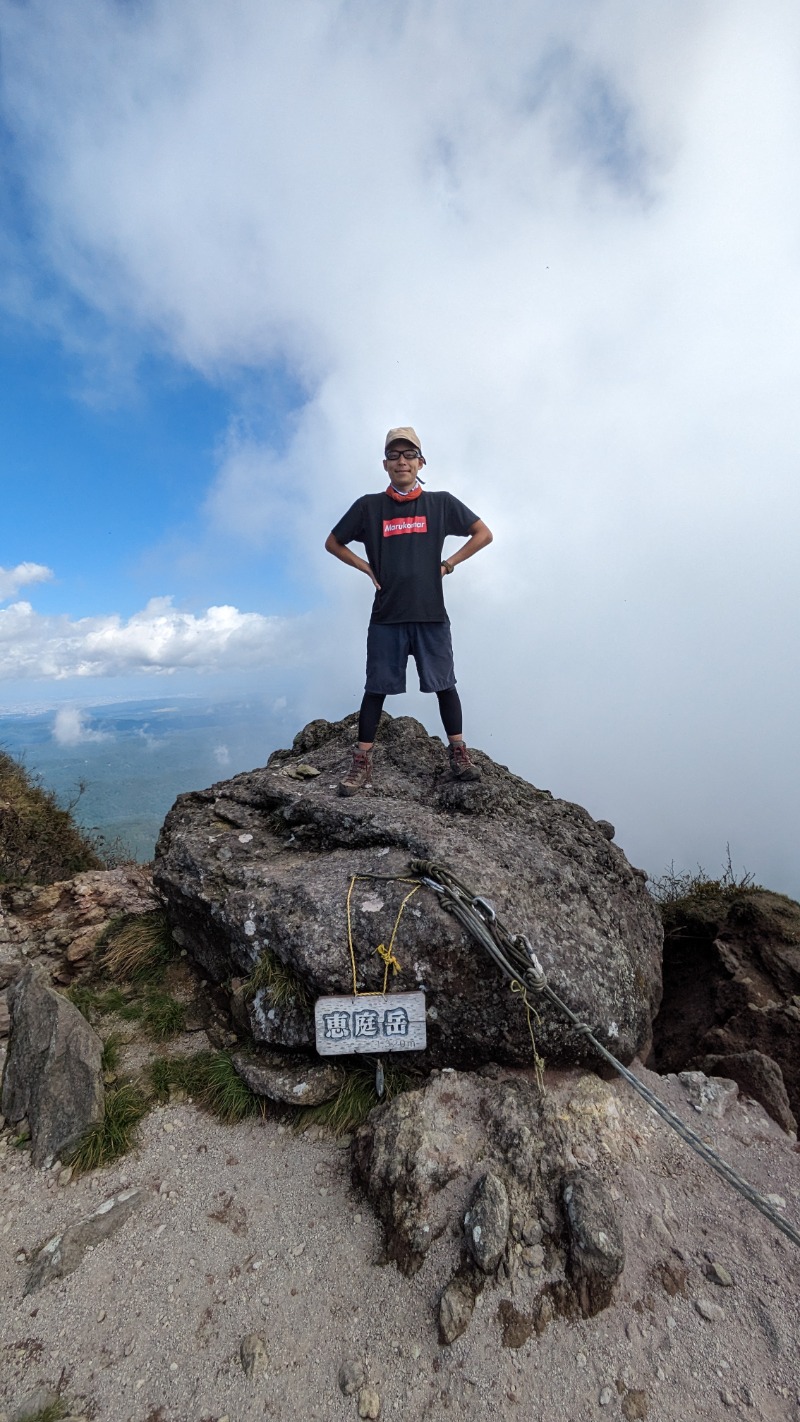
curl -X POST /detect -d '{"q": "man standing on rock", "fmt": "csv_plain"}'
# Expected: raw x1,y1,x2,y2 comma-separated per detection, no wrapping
325,425,493,795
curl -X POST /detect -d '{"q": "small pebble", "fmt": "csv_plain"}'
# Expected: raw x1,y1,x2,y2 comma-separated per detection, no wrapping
695,1298,725,1323
169,1362,178,1372
358,1384,381,1419
523,1244,545,1268
522,1217,542,1246
599,1387,613,1407
353,1212,362,1224
338,1360,367,1396
240,1333,268,1380
576,1351,587,1368
96,1309,106,1323
720,1391,735,1407
163,1122,174,1134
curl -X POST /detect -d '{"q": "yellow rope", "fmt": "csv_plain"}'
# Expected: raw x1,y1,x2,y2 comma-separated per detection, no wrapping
346,875,421,996
510,979,546,1090
345,876,360,995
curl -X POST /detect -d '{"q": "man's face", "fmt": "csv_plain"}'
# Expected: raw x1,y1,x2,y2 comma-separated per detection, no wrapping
383,441,422,491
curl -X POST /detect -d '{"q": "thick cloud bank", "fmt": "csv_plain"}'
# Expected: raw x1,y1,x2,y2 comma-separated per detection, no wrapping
0,596,291,680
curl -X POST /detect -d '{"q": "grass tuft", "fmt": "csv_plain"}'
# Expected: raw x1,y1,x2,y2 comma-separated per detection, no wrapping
0,748,103,885
65,1083,148,1173
67,983,185,1039
67,984,143,1022
649,845,759,913
101,1030,123,1074
100,909,175,984
22,1400,68,1422
242,949,310,1011
141,991,186,1040
294,1059,416,1137
202,1052,264,1122
149,1052,263,1123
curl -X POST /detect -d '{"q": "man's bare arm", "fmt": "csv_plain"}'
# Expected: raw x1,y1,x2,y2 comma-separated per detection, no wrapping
441,518,493,574
325,532,381,589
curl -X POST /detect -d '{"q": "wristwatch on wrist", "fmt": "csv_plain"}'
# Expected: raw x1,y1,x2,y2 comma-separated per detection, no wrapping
441,560,455,575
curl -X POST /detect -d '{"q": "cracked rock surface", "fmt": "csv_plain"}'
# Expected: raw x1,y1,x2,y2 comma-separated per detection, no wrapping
154,713,663,1070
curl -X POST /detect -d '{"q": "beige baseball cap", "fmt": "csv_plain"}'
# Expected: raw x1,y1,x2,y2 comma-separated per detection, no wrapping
385,426,424,456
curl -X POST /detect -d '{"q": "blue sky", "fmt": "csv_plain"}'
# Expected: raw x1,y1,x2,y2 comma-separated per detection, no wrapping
1,0,800,895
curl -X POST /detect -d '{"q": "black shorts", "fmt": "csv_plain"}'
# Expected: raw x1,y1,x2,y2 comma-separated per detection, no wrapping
364,621,456,695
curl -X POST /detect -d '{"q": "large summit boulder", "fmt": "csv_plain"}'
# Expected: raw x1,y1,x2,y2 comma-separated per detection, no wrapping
153,714,662,1069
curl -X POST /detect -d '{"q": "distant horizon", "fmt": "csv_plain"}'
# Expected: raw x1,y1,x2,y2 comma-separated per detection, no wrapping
0,694,294,863
1,693,795,902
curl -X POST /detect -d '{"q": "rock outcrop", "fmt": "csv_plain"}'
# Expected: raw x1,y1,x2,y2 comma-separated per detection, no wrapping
0,864,158,992
1,963,104,1166
154,714,663,1072
352,1065,627,1342
651,886,800,1131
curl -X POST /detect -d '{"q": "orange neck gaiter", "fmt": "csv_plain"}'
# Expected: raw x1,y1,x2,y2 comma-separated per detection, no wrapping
385,483,423,503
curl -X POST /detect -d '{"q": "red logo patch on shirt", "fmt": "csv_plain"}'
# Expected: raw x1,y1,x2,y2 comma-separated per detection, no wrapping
383,516,428,537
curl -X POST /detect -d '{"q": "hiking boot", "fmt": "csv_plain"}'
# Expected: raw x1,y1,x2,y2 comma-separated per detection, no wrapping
338,747,373,797
448,740,481,782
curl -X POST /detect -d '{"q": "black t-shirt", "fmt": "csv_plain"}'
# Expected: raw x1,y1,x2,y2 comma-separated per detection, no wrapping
331,489,479,623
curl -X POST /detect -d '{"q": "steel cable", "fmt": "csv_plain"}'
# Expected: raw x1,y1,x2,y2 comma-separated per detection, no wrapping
409,858,800,1253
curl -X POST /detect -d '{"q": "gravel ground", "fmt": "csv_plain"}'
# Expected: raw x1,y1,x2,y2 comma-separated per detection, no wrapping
1,1060,799,1422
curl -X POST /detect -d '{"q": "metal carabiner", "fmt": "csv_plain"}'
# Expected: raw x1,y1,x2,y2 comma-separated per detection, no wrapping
421,876,446,896
471,896,497,924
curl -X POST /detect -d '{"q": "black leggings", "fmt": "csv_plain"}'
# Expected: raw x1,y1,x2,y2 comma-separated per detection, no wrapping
358,687,462,744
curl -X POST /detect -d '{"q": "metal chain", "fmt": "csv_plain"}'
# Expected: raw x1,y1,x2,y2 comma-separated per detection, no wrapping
410,858,800,1253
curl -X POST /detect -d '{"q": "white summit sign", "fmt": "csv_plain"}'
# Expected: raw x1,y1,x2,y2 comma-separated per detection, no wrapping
314,991,427,1056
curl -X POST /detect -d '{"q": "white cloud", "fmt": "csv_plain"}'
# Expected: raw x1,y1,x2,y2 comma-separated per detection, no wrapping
0,563,53,602
1,2,800,891
52,706,110,746
213,743,231,767
0,595,298,680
